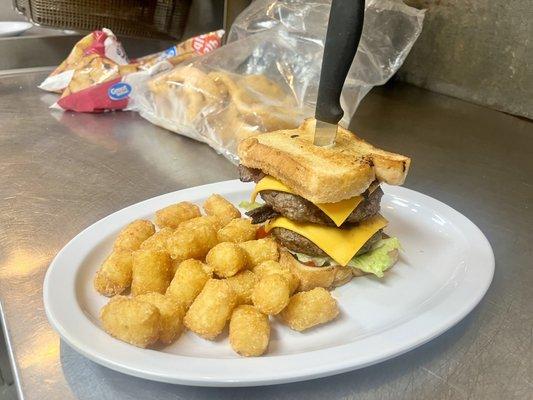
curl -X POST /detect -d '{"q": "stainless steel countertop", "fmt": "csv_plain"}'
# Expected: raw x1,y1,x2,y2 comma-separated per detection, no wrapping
0,70,531,400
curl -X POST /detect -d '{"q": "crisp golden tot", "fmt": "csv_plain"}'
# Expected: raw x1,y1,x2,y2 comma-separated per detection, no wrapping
113,220,155,252
226,270,257,304
201,262,214,276
170,258,181,276
253,260,283,276
135,292,185,344
253,260,299,294
155,202,201,229
217,218,257,243
183,279,238,340
94,251,133,297
131,250,172,295
166,259,210,308
203,194,241,226
206,242,248,278
166,223,218,262
100,296,160,348
279,287,339,331
239,238,279,267
140,227,174,251
177,215,223,232
252,273,290,315
229,305,270,356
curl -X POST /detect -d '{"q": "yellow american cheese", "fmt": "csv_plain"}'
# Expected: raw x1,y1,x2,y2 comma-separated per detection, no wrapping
265,214,388,266
315,199,364,227
250,176,377,227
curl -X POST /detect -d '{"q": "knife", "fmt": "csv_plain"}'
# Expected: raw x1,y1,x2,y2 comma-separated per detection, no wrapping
314,0,365,146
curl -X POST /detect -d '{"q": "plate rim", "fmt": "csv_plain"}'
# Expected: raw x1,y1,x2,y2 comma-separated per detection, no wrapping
0,21,33,36
43,180,495,386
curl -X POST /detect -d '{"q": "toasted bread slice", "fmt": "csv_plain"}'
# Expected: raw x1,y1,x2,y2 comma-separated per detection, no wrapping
238,118,410,203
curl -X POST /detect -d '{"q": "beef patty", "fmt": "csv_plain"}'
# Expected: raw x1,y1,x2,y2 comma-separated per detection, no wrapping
240,165,382,225
238,164,265,182
260,188,382,225
272,228,383,258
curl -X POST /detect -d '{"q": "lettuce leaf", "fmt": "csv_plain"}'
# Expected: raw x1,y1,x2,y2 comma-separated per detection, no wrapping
238,200,263,211
290,237,401,277
347,237,401,278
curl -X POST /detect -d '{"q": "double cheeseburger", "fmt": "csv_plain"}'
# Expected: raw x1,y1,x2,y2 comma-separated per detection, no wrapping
237,118,411,290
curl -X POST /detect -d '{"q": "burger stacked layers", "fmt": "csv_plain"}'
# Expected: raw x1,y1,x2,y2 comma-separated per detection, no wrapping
237,119,410,287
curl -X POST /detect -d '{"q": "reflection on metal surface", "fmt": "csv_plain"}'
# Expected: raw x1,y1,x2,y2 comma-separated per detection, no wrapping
18,330,59,370
53,112,121,151
0,249,48,279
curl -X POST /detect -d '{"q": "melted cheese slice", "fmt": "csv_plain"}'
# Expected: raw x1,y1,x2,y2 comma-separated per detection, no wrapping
250,176,377,227
265,214,388,266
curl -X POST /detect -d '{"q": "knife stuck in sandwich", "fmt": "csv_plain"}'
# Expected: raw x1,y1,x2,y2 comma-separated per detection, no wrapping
314,0,365,147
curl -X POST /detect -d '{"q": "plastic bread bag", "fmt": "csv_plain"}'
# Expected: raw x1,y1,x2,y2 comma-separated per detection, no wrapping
48,30,224,113
129,0,424,162
39,29,129,93
228,0,425,126
134,30,225,70
128,31,307,158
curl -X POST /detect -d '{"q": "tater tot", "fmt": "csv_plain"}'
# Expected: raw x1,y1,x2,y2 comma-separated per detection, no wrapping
140,227,174,251
177,215,223,232
239,238,279,268
206,242,248,278
131,250,172,295
155,202,201,229
113,220,155,251
94,251,133,296
100,296,160,348
217,218,257,243
166,223,218,262
135,292,185,344
252,273,290,315
253,260,299,294
229,305,270,356
226,270,257,304
203,194,241,226
279,287,339,331
184,279,238,340
170,258,181,276
201,262,214,276
166,259,210,308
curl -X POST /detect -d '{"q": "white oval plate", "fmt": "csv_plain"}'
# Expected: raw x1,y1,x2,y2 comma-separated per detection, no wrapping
0,21,33,37
44,180,494,386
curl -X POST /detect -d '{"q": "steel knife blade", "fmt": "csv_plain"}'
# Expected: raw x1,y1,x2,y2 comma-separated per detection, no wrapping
313,119,338,147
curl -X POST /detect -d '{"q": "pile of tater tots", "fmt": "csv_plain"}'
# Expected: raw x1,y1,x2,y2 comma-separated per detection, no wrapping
95,194,339,357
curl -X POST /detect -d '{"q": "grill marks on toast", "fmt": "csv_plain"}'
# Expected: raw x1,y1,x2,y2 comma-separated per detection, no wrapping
238,118,410,204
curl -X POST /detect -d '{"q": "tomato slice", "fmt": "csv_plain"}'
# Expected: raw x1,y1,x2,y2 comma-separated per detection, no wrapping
256,226,269,239
302,260,317,267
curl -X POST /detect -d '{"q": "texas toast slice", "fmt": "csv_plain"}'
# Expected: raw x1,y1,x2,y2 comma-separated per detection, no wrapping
238,118,410,204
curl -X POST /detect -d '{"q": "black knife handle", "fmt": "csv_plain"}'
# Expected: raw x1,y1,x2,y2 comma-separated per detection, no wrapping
315,0,365,124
